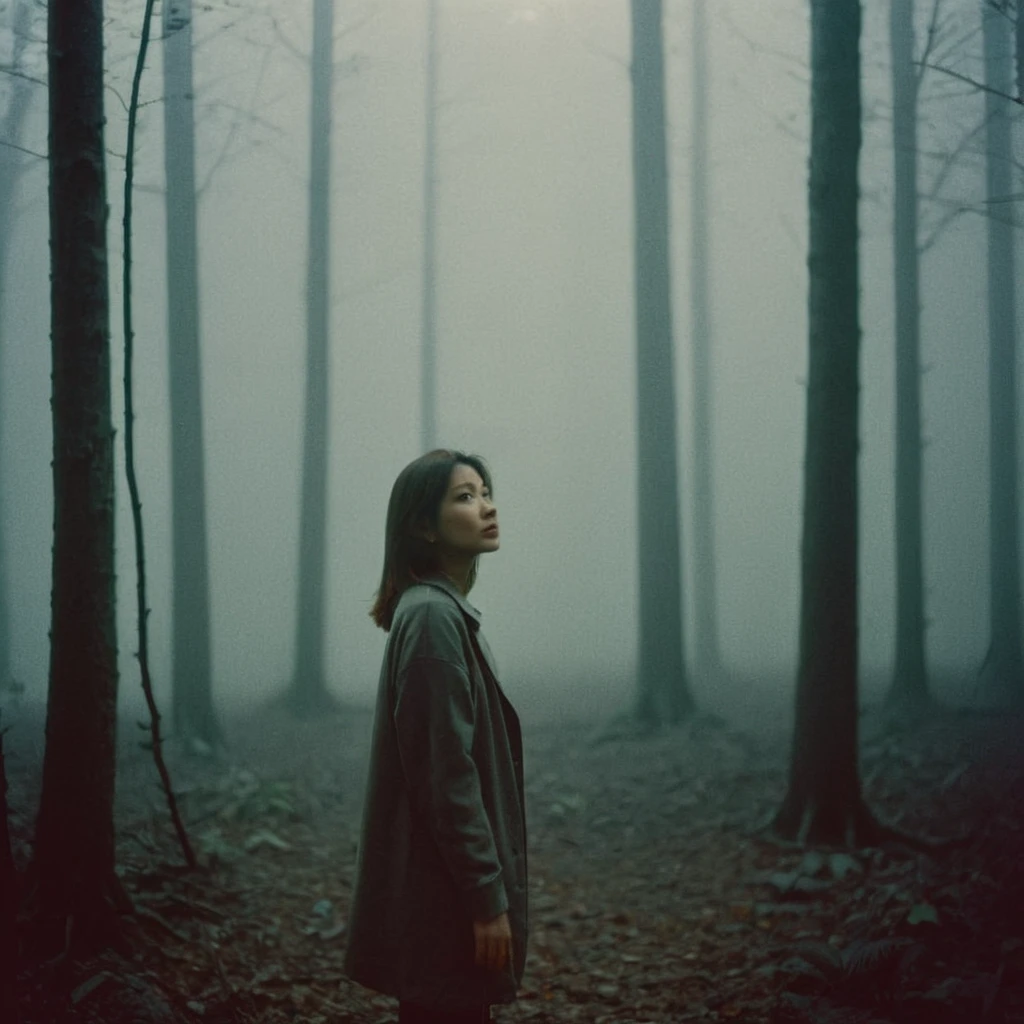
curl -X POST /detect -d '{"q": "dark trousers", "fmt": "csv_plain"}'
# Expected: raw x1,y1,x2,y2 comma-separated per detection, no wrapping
397,1001,490,1024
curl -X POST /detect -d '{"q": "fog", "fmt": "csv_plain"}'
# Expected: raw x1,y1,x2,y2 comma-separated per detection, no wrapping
0,0,1008,722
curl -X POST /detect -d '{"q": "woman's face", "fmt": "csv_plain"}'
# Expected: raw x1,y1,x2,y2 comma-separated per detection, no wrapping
428,463,499,557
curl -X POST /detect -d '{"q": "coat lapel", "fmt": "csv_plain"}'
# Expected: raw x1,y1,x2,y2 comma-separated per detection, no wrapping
421,576,518,721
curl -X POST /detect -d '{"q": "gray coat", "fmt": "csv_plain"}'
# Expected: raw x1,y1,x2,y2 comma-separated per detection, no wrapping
343,576,527,1010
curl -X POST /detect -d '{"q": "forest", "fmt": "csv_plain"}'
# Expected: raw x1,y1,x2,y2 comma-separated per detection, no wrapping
0,0,1022,1021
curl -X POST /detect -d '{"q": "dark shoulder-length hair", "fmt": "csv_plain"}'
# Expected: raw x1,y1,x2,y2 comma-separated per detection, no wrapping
370,449,492,631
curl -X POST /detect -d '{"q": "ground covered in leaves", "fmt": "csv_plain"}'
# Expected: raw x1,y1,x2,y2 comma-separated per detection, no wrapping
4,684,1024,1024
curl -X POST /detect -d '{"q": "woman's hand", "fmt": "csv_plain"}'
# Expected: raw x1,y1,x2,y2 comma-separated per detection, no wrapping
473,912,512,971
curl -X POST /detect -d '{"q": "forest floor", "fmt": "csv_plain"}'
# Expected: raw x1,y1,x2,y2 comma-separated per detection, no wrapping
3,679,1023,1024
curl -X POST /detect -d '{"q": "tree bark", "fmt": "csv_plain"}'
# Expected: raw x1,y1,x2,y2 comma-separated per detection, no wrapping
689,0,722,679
977,2,1023,707
886,0,930,711
773,0,879,846
163,0,221,750
32,0,124,952
0,0,34,693
630,0,694,726
1015,0,1024,101
290,0,334,715
0,729,18,1023
421,0,439,452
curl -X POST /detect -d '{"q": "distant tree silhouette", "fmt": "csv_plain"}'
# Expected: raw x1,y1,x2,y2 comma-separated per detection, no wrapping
977,0,1023,708
1016,0,1024,99
0,0,35,695
630,0,694,726
163,0,222,751
31,0,125,951
886,0,931,712
421,0,439,451
289,0,336,716
773,0,881,846
688,0,722,680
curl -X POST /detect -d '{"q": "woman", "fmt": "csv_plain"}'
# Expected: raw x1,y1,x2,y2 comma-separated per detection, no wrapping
344,450,527,1024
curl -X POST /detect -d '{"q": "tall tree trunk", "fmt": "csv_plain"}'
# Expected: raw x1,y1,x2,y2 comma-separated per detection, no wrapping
163,0,221,750
886,0,930,710
978,2,1023,707
689,0,721,679
1015,0,1024,101
0,0,34,693
773,0,878,846
0,730,18,1023
290,0,334,715
421,0,439,452
630,0,694,727
32,0,124,951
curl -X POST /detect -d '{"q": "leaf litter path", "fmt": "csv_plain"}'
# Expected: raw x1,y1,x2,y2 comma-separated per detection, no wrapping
7,694,1024,1024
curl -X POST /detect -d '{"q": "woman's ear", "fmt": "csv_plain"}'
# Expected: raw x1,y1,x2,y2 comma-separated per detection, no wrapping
414,521,436,544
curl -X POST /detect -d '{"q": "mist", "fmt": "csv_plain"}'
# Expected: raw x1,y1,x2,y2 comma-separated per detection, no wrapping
0,0,1004,723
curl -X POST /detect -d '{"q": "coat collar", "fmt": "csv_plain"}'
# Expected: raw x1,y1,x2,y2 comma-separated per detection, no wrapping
419,573,483,629
420,574,511,700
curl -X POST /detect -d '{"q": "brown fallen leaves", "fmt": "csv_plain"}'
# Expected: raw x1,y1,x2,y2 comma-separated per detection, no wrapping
5,691,1024,1023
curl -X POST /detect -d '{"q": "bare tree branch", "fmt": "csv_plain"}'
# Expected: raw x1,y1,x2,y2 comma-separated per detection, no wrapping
268,14,308,64
717,0,805,75
918,77,986,103
930,21,984,69
984,0,1015,27
984,190,1024,203
106,83,130,114
0,137,42,160
122,0,197,873
923,111,991,204
197,39,277,197
725,76,807,144
920,201,969,252
0,66,44,88
335,5,380,43
198,98,283,138
921,60,1023,105
193,15,250,54
916,0,944,84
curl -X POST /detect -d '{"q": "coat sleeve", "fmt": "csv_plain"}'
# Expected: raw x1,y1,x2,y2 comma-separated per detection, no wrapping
393,653,509,924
